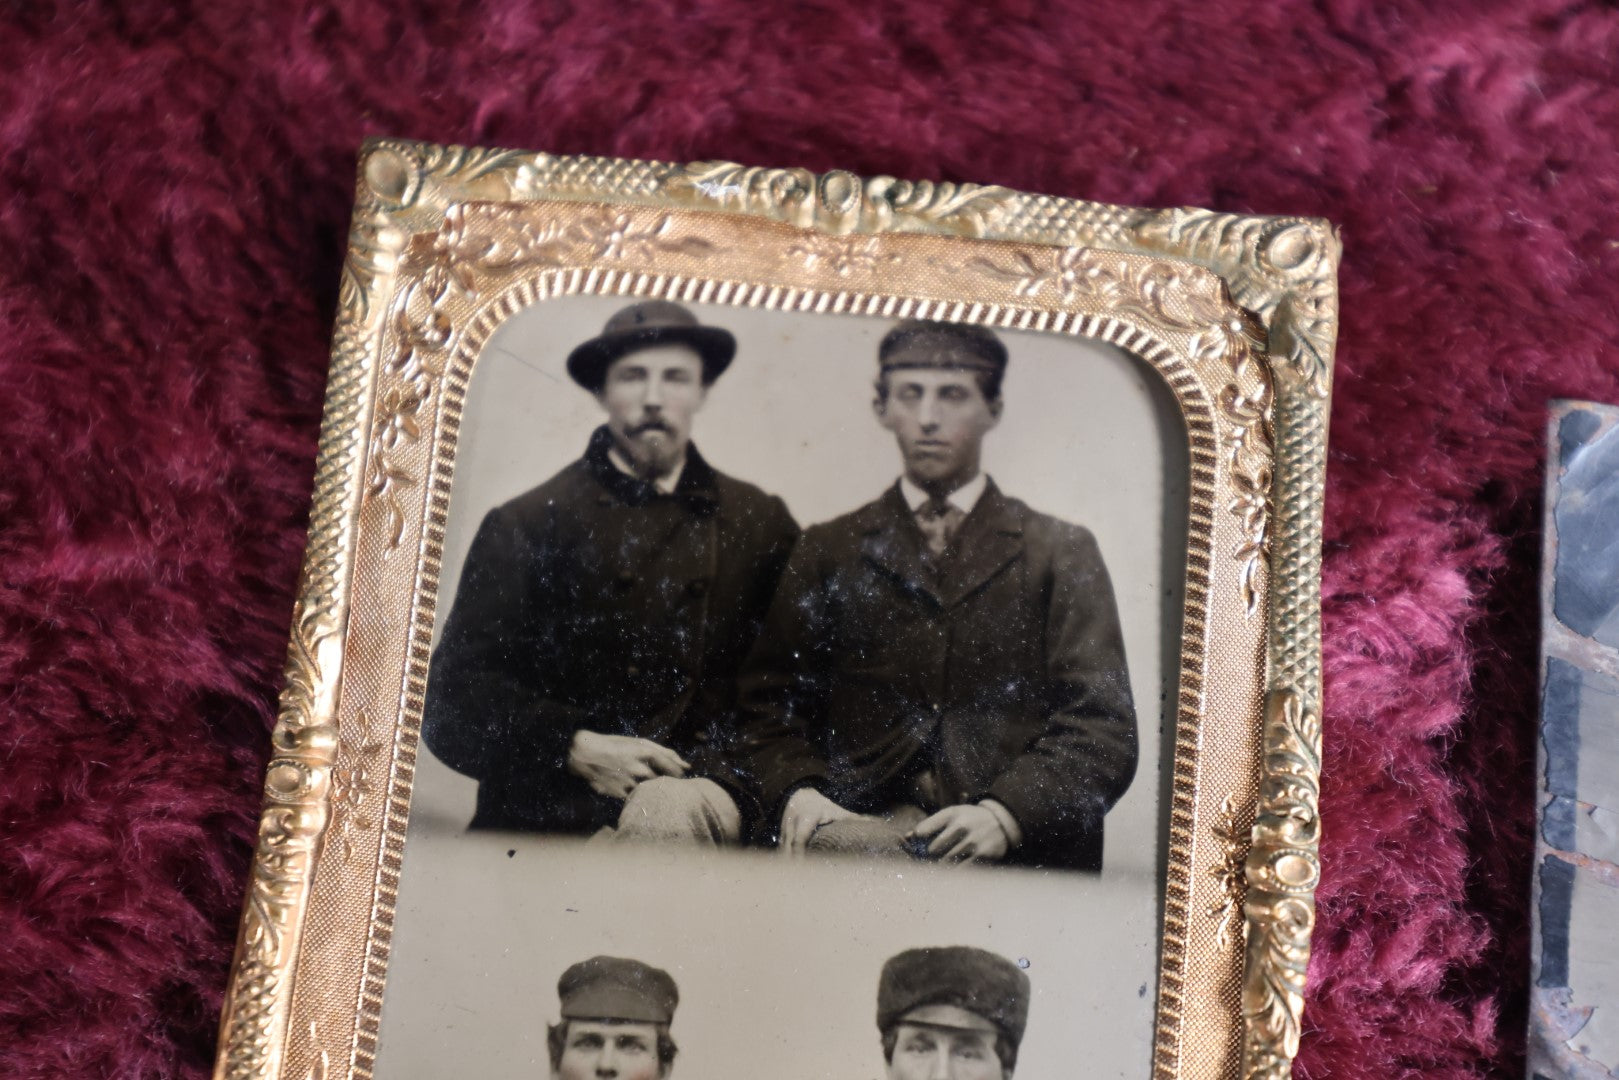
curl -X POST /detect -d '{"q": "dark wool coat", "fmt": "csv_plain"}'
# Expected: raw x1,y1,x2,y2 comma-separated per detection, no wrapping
422,427,798,833
734,481,1137,871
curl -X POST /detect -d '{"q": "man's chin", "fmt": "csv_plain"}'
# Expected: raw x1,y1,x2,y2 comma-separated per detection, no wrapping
619,435,684,476
904,459,958,485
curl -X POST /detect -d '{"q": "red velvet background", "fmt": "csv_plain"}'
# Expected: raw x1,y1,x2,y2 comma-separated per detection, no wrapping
2,2,1617,1077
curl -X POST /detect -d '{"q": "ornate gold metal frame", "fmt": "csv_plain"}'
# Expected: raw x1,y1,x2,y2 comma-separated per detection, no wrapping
213,139,1335,1080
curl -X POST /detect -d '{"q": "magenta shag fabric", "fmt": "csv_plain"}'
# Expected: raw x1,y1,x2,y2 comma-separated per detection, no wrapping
2,2,1617,1077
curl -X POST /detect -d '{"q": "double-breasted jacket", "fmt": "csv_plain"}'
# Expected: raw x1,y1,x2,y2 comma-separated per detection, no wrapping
422,427,799,833
734,480,1137,871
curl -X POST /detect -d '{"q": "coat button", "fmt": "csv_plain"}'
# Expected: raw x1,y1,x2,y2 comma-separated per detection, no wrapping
931,702,942,714
626,664,641,677
693,730,711,745
615,572,636,590
686,578,709,598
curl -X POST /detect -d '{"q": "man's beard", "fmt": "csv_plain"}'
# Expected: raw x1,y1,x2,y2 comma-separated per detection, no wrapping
618,421,684,478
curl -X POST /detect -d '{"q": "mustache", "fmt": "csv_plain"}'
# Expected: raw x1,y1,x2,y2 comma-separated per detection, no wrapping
627,419,674,436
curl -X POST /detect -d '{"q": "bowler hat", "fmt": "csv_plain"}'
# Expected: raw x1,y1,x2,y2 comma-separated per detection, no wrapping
557,956,679,1025
566,301,735,392
877,946,1030,1047
878,320,1008,377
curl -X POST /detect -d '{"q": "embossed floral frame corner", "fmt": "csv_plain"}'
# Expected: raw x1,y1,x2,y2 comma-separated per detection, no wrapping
213,139,1337,1080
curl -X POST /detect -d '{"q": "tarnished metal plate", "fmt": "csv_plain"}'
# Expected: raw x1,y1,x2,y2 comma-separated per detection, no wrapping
1531,399,1619,1080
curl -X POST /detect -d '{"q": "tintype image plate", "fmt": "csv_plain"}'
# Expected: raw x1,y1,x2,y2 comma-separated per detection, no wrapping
211,142,1338,1080
381,297,1178,1078
1531,399,1619,1080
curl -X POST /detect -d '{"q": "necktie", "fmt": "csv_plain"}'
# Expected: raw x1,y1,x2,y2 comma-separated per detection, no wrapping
916,497,966,556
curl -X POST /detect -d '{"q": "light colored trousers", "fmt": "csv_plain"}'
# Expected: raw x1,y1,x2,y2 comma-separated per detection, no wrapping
598,776,743,845
804,805,928,857
599,781,928,855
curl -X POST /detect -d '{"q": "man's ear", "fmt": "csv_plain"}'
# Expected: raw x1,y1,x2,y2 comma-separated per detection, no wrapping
873,395,895,430
979,396,1004,435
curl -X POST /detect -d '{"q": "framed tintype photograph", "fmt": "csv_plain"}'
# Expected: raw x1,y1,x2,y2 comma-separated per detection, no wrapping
215,140,1337,1080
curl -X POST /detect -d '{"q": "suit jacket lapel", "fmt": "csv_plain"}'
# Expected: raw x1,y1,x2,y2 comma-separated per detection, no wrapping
934,481,1024,609
859,484,943,607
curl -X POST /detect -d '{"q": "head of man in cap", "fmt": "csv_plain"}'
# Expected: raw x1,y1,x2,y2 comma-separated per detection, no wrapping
872,320,1007,501
566,300,735,487
877,946,1030,1080
547,956,680,1080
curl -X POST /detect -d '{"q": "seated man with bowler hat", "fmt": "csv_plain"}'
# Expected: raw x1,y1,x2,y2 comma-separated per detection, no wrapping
734,319,1137,871
423,300,798,843
547,956,680,1080
876,946,1031,1080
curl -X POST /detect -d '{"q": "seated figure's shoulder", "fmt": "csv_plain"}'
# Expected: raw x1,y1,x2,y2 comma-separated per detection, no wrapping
1007,497,1102,558
800,493,892,550
709,473,804,552
501,462,591,512
712,470,790,518
481,462,593,534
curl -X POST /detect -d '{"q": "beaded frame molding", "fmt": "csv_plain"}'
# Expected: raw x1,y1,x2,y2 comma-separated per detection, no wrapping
213,139,1336,1080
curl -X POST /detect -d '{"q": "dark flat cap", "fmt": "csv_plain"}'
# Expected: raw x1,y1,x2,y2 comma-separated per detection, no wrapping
877,946,1030,1047
878,320,1007,377
557,956,679,1025
566,301,735,392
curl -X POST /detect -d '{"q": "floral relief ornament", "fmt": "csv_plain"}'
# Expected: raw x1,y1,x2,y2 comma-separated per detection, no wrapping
971,243,1274,616
218,599,339,1080
966,246,1230,329
1241,690,1322,1079
325,708,386,865
1136,210,1338,399
1209,794,1251,952
785,233,900,277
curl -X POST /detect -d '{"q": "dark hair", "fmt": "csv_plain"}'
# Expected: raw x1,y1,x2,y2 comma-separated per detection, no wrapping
880,1024,1016,1076
873,365,1003,406
547,1021,679,1072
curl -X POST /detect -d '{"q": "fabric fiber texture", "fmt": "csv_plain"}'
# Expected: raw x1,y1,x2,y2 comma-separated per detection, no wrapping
2,2,1617,1077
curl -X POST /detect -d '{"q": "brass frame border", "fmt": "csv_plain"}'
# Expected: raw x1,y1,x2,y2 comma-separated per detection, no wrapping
213,139,1336,1080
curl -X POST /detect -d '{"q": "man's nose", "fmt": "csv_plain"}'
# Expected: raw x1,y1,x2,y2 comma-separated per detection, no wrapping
593,1047,618,1078
916,393,941,430
927,1048,953,1080
643,376,665,407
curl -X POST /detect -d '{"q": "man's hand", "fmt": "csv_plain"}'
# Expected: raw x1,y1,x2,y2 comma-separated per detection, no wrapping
566,730,690,800
779,787,857,856
909,804,1012,863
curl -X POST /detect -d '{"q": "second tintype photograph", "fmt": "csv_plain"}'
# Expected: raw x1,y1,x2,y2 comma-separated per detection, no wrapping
377,289,1188,1078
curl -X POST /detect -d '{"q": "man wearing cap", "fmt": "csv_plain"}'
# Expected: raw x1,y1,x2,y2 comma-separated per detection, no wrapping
876,946,1030,1080
734,319,1136,871
423,301,798,842
548,956,679,1080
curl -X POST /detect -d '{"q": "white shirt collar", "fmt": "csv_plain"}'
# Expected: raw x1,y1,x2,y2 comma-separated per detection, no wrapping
608,445,685,494
899,472,989,515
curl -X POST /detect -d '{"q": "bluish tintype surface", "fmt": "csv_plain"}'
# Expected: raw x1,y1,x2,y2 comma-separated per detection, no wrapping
1531,401,1619,1080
